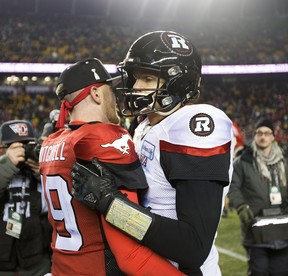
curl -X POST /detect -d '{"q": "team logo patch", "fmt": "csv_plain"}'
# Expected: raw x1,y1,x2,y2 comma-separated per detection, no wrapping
84,193,97,204
9,123,29,136
189,113,215,136
161,32,193,56
101,134,132,154
141,140,155,160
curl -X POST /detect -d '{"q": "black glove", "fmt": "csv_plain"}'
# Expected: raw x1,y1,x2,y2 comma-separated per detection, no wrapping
71,158,120,213
236,204,254,226
72,159,155,242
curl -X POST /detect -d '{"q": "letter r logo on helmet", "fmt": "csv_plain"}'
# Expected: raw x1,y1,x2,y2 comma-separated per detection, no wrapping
166,34,191,52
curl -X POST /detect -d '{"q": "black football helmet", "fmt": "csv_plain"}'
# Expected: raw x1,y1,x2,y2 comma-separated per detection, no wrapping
115,31,202,117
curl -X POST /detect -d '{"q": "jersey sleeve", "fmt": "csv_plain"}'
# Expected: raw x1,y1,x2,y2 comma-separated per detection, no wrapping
143,179,223,273
75,123,148,191
160,104,234,184
102,190,184,276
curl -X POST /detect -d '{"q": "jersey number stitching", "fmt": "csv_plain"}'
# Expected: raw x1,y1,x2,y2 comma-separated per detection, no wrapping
42,175,83,251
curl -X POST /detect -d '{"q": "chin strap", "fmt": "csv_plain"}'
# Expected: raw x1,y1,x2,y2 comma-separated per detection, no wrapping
156,102,181,116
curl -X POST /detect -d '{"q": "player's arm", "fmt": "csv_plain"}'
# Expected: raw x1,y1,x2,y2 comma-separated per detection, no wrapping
101,189,185,275
144,179,224,273
71,160,155,242
71,160,224,271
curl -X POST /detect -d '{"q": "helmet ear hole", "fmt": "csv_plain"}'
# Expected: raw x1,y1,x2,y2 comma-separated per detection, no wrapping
126,75,135,89
166,69,200,104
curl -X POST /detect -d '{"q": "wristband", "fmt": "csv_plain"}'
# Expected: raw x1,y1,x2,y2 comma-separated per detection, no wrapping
105,197,153,241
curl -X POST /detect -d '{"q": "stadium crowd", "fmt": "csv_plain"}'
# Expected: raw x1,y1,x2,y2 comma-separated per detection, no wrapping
0,87,59,138
0,14,287,150
0,14,287,65
200,80,288,148
0,80,287,151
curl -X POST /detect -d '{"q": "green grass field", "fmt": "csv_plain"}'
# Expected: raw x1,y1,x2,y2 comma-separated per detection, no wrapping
215,209,248,276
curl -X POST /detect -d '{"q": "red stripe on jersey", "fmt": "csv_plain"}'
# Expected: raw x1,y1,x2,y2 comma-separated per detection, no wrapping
160,140,231,157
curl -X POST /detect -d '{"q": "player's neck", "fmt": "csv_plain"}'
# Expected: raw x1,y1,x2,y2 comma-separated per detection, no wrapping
70,104,104,123
147,113,166,126
147,104,181,125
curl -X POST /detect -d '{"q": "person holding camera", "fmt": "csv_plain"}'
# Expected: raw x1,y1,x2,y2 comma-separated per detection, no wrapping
228,118,288,276
0,120,51,276
39,109,60,143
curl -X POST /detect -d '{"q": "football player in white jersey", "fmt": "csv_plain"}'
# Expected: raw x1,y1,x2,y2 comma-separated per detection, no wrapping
71,31,235,275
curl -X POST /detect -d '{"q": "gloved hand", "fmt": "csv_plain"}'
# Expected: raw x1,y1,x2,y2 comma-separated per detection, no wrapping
236,204,254,226
71,158,120,213
72,159,155,242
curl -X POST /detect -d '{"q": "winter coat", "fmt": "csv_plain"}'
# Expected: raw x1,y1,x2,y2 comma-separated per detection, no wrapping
228,145,288,248
0,155,52,271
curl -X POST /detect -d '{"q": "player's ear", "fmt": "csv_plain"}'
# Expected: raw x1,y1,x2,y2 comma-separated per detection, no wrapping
90,86,101,104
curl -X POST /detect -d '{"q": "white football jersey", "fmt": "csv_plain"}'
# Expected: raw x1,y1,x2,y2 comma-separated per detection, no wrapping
133,104,235,275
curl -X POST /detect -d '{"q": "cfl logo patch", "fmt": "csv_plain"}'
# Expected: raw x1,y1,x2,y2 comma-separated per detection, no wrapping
9,123,29,136
189,113,215,137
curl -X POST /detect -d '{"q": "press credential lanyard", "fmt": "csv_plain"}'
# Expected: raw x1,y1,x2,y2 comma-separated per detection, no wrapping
5,177,27,239
268,165,282,205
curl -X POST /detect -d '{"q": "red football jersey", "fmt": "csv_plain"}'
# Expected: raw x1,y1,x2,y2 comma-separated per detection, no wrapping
40,122,183,276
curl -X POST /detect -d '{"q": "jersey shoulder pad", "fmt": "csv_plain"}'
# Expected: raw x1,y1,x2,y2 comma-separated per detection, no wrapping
161,104,233,148
75,123,136,163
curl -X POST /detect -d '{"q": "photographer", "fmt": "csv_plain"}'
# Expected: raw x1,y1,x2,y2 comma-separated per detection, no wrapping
0,120,51,276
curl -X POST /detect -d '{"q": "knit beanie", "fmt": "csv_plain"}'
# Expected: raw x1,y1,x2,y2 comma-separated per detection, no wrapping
255,118,274,134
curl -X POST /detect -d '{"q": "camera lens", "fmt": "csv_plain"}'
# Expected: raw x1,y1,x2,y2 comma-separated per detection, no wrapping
24,141,40,161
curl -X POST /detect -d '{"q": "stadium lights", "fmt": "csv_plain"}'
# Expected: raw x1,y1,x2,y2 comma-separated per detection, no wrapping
0,62,288,75
202,64,288,74
0,63,118,74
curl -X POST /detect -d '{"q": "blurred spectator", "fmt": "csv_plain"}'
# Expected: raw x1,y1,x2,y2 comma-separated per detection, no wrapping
39,109,59,142
232,121,245,158
228,118,288,276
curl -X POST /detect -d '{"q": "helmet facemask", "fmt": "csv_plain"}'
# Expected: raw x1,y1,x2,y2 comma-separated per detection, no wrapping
114,64,168,117
115,63,200,117
114,31,202,117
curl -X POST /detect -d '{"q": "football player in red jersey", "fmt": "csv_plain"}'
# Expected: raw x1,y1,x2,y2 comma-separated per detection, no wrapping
39,58,184,275
71,31,236,275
